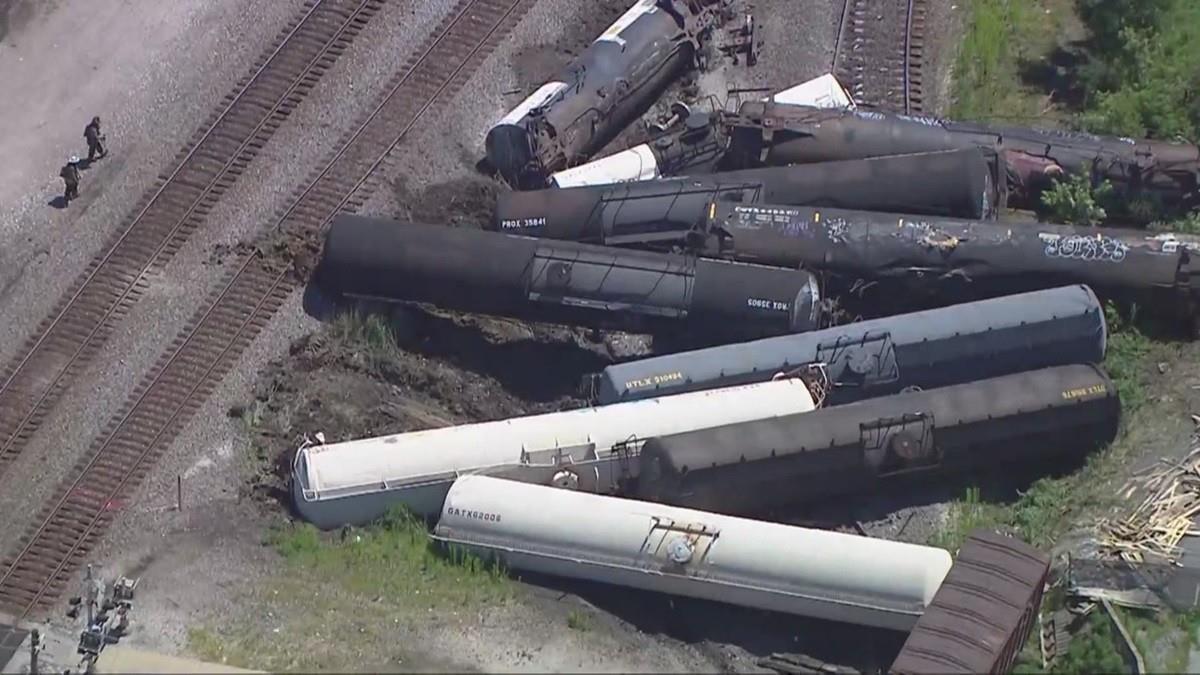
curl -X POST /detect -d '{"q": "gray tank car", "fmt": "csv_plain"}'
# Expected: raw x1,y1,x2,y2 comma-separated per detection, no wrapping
492,149,1001,246
701,201,1200,328
485,0,728,189
587,284,1106,404
315,214,821,338
634,364,1120,515
719,102,1200,211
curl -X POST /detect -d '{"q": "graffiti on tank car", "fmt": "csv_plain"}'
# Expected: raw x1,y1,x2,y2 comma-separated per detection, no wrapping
446,507,502,523
500,217,547,230
747,297,791,311
1041,233,1128,263
1035,127,1103,143
895,113,943,127
854,111,886,121
825,217,850,242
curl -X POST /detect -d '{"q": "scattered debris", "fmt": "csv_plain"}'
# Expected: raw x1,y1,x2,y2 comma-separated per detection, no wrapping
758,652,861,675
1097,438,1200,564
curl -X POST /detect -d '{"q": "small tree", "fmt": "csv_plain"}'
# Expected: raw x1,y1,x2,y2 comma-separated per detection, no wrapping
1039,173,1114,226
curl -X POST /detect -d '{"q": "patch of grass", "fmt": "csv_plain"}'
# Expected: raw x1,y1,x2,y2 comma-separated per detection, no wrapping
266,506,511,610
1151,211,1200,236
188,506,512,671
567,609,591,632
331,309,401,369
949,0,1067,122
1051,612,1126,674
1103,302,1153,412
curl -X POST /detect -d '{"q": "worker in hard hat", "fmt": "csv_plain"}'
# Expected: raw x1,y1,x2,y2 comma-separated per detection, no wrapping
60,156,81,205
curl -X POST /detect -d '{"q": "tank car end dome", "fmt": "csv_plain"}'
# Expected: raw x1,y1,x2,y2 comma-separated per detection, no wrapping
485,125,539,189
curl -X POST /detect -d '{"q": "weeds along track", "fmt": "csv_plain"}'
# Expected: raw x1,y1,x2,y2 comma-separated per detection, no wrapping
833,0,927,114
0,0,385,479
0,0,537,621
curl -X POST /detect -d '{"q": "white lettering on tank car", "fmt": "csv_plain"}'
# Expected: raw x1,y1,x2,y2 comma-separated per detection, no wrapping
446,506,502,523
747,298,791,311
500,217,547,230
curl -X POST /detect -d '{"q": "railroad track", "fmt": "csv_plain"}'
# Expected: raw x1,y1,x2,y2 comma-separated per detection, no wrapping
0,0,386,480
832,0,927,114
0,0,537,621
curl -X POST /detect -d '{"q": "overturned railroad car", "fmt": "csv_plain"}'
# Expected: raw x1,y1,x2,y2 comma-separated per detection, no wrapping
891,529,1050,675
546,72,854,188
701,202,1200,327
433,475,953,632
315,215,821,339
634,364,1120,515
719,102,1200,211
494,149,1000,243
290,377,819,528
485,0,727,189
587,284,1106,404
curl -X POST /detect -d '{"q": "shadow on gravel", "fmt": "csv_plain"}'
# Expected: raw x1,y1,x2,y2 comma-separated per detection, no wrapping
46,195,67,209
517,571,906,672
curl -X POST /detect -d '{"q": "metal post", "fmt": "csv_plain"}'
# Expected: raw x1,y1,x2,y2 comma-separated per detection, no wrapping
84,565,94,628
29,629,41,675
176,475,182,511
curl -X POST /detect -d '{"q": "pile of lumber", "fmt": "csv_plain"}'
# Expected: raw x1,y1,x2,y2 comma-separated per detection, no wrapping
1098,440,1200,565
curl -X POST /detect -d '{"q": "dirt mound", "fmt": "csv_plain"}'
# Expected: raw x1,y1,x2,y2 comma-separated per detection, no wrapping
393,175,507,228
239,304,617,505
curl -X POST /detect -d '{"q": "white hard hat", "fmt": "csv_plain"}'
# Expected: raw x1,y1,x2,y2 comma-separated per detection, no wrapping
69,155,79,164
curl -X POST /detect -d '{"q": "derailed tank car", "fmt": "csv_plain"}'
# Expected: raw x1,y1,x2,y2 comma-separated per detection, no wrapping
291,377,818,528
891,529,1051,675
546,72,854,188
433,475,953,632
588,285,1106,404
701,202,1200,327
315,215,821,339
494,149,1001,244
485,0,728,189
719,102,1200,211
635,364,1120,515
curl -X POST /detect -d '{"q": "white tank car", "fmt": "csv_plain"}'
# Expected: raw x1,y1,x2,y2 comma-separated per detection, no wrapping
770,73,856,108
292,378,817,529
433,475,953,632
547,73,854,188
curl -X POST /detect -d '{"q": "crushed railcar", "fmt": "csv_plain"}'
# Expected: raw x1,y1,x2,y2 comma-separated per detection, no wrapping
891,529,1051,675
700,202,1200,329
291,377,819,527
485,0,729,189
314,215,821,339
587,284,1106,405
718,102,1200,212
493,149,1001,244
634,364,1120,516
433,475,953,632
